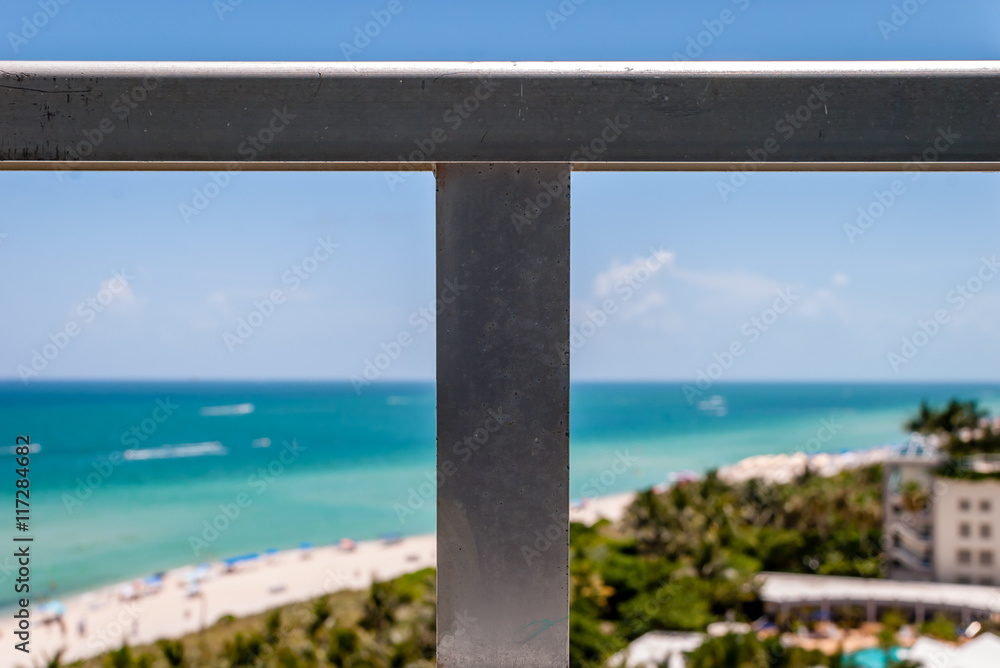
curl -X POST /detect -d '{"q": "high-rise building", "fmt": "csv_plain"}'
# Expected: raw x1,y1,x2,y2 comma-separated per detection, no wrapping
884,436,1000,584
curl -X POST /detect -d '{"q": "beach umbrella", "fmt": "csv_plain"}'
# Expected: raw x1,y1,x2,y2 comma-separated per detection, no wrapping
41,601,66,617
223,553,260,569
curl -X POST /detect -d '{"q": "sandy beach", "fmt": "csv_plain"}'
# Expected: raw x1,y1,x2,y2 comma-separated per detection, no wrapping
3,493,635,665
4,536,439,666
3,446,891,665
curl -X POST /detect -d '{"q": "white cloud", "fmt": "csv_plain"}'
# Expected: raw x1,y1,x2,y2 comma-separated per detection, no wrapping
670,267,786,303
832,272,850,287
798,288,844,319
624,290,667,318
592,249,674,298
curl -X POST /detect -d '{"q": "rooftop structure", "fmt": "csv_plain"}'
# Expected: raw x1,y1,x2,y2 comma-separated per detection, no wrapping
901,632,1000,668
759,572,1000,627
607,631,704,668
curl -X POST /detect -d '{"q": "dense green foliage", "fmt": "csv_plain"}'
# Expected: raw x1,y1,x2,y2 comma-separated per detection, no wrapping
568,466,883,667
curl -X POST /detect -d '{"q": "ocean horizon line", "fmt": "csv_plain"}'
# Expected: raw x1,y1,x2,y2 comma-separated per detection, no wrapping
3,378,1000,386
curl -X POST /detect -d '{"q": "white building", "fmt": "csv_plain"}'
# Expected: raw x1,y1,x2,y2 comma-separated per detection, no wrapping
934,477,1000,585
901,632,1000,667
606,632,704,668
884,437,1000,584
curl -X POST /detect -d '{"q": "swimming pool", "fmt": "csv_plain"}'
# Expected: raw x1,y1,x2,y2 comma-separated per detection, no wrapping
844,647,903,668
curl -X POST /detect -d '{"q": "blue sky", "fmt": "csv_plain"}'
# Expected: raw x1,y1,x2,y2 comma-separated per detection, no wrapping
1,0,998,382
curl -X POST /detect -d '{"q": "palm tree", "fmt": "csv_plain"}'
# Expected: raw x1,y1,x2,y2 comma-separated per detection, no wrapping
899,480,929,514
624,489,670,555
308,597,332,639
158,639,185,667
905,398,986,434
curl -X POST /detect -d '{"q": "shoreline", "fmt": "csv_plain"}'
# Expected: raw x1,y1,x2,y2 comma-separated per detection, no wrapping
3,445,896,664
1,493,637,665
3,535,436,665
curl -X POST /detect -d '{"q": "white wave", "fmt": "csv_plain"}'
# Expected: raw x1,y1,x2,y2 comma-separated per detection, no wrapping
251,437,271,448
200,403,254,416
124,441,227,461
697,395,728,417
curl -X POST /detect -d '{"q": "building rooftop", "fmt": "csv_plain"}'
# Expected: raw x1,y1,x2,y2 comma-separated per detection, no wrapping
606,631,704,668
760,573,1000,614
901,632,1000,668
889,434,945,462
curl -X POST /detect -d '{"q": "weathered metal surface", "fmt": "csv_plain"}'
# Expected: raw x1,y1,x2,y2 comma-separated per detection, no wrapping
1,61,998,168
436,163,570,667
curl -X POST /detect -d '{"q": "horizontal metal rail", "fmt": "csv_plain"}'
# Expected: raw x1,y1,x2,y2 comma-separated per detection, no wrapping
2,61,998,169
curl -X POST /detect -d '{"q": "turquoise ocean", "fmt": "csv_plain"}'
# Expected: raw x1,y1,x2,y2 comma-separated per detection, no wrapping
2,381,999,607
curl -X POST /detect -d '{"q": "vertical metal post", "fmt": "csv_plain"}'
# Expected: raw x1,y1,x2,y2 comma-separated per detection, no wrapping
436,163,570,667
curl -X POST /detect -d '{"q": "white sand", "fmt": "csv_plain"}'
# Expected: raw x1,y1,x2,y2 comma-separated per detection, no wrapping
2,536,436,666
569,492,636,526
